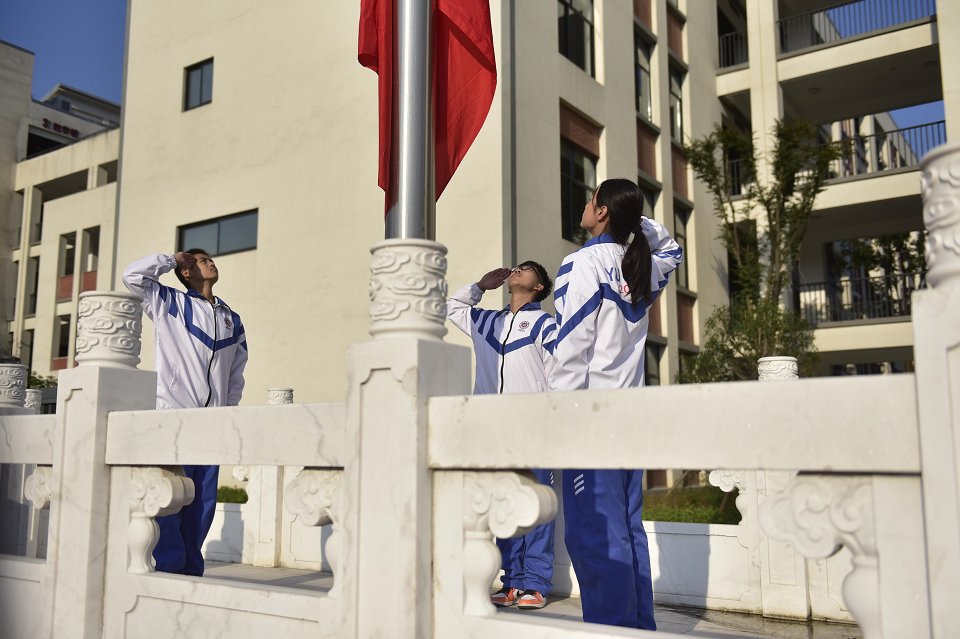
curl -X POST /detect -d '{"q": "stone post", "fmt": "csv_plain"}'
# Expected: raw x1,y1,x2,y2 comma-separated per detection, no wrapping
237,388,294,567
915,142,960,637
38,291,157,639
337,239,471,637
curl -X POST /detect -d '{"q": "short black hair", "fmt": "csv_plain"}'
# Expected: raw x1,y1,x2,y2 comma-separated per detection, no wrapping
175,248,211,289
519,260,553,302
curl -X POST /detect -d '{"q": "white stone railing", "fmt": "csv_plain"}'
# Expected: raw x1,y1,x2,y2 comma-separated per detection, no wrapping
2,142,960,638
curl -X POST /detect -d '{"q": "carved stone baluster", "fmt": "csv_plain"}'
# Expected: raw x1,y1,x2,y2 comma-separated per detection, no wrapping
760,475,879,638
24,465,53,510
127,467,195,574
708,470,749,521
462,471,558,616
284,469,342,595
0,363,27,408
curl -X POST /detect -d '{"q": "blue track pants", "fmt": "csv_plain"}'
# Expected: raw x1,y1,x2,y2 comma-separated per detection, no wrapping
153,464,220,576
497,468,555,595
562,468,655,629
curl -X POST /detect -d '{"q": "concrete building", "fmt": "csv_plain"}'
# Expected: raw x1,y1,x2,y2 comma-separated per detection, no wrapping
2,0,955,431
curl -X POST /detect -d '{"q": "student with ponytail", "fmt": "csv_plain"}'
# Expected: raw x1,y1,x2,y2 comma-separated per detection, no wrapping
550,178,682,629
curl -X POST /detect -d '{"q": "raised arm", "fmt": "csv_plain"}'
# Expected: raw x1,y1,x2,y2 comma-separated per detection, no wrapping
640,216,683,294
122,253,185,320
445,267,510,336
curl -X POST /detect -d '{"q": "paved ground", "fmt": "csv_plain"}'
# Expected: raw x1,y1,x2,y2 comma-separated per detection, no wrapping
204,562,863,639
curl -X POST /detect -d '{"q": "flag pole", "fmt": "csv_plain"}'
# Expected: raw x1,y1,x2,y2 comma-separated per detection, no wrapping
386,0,435,240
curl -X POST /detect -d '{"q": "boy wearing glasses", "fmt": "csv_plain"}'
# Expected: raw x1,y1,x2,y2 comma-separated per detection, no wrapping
446,261,557,609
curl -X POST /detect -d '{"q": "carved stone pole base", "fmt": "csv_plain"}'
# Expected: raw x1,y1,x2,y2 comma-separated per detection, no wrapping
336,239,470,637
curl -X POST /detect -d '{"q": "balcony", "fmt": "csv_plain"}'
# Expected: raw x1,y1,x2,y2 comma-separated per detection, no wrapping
797,271,925,326
719,30,748,69
727,120,945,196
779,0,937,56
826,120,945,182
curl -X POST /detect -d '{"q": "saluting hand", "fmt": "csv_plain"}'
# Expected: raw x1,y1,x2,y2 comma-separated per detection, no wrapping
175,251,197,272
477,267,512,291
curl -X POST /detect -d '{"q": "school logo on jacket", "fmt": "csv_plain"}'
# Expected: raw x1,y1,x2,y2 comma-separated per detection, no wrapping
224,316,233,330
518,320,530,331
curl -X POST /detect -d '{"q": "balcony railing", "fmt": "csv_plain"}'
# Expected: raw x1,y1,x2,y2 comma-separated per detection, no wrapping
779,0,937,55
827,120,945,181
797,271,925,326
719,30,748,68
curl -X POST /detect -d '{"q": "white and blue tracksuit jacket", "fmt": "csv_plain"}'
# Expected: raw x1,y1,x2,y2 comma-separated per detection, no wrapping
550,219,682,392
446,282,558,594
549,219,681,629
123,254,248,577
446,283,556,395
123,254,247,410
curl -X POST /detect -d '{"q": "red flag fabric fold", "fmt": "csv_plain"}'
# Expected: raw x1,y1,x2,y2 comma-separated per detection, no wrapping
359,0,497,210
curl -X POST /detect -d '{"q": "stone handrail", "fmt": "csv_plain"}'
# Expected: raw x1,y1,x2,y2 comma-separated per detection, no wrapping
427,374,919,472
105,402,345,467
0,414,55,464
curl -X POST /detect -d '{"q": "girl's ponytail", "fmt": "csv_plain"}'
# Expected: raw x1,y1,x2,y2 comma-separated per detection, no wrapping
596,179,653,305
622,224,652,305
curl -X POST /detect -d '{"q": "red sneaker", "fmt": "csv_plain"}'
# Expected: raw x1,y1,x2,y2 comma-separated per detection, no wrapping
491,586,521,607
517,590,546,609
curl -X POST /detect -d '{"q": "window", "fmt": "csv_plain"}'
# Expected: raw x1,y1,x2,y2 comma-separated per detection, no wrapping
558,0,595,76
178,210,258,256
55,315,71,359
83,227,100,273
560,139,597,245
674,207,690,289
30,203,44,244
639,185,659,219
644,343,663,386
21,329,34,373
669,68,685,143
26,257,40,316
184,59,214,110
635,35,653,121
60,233,76,277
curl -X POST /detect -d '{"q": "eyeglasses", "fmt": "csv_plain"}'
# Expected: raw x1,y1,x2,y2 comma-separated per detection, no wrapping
511,265,541,284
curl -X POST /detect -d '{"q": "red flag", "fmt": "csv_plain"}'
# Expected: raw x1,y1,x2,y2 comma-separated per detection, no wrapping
358,0,497,210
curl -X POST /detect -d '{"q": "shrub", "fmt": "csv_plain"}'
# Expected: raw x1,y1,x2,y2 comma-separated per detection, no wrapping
643,485,741,525
216,486,248,504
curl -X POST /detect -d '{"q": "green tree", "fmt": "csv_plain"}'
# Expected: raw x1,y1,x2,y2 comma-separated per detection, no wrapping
680,120,846,382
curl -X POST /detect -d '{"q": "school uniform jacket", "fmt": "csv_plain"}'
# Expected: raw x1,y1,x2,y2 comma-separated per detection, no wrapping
446,283,557,395
123,254,248,409
550,218,682,392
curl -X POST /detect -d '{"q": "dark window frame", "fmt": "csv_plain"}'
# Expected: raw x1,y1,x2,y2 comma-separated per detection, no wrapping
558,0,596,77
635,32,654,121
177,209,259,257
669,67,685,143
184,58,214,111
560,138,598,246
673,205,690,289
644,342,663,386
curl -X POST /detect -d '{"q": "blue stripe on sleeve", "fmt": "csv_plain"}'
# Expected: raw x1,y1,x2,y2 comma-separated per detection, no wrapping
555,289,603,344
556,261,573,278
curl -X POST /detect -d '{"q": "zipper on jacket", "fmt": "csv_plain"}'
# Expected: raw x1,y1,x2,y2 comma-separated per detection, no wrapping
499,311,518,394
204,301,217,407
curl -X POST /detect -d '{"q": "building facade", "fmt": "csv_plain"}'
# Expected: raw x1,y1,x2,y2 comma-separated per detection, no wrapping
2,0,957,416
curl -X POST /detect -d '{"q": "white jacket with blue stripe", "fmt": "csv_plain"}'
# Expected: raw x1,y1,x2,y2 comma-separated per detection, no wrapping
446,283,557,395
123,254,248,409
550,219,682,391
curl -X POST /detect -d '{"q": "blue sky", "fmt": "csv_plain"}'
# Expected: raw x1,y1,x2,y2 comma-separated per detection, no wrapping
0,0,126,103
0,0,944,131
